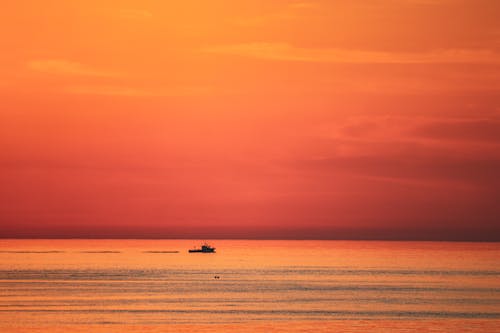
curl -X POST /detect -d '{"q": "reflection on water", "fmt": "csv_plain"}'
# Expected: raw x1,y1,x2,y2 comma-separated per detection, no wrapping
0,240,499,332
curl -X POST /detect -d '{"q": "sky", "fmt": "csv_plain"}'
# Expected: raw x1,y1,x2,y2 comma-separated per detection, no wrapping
1,0,500,240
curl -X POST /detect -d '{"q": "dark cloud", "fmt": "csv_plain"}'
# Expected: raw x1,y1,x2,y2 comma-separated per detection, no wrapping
412,119,500,142
302,150,500,185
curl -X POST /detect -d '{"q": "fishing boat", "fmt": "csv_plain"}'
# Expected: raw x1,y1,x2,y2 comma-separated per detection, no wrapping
188,243,216,253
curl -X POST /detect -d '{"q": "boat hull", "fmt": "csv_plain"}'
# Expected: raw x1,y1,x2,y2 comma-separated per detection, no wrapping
188,249,216,253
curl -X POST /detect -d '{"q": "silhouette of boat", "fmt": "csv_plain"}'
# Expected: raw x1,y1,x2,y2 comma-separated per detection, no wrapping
189,243,216,253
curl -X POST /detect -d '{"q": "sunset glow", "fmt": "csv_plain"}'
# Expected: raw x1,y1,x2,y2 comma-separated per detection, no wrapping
1,0,499,240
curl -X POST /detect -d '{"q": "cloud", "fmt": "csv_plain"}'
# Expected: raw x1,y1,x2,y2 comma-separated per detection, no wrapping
204,43,500,64
65,84,223,97
412,119,500,143
294,143,500,187
28,59,120,77
231,2,317,27
327,115,500,152
290,114,500,192
66,85,154,97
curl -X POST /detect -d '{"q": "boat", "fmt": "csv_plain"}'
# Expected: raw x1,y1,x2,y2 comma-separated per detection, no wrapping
188,243,216,253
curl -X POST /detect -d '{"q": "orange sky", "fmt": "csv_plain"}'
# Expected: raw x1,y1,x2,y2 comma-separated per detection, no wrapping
1,0,500,240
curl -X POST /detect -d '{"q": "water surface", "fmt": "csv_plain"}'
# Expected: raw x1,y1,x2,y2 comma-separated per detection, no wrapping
0,240,499,332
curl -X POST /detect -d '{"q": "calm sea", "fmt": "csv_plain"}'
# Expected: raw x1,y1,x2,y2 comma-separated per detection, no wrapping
0,240,499,332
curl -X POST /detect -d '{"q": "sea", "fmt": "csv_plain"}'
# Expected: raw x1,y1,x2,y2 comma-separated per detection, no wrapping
0,239,499,332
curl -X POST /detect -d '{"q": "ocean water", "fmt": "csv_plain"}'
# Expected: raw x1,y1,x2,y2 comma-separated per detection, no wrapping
0,239,499,332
